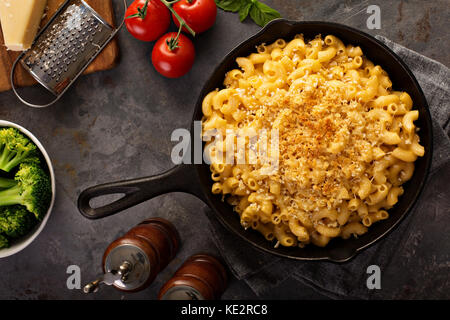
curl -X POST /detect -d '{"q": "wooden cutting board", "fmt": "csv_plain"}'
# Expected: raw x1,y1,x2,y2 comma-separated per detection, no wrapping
0,0,119,92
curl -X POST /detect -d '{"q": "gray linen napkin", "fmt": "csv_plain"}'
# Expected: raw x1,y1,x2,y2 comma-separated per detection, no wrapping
204,36,450,299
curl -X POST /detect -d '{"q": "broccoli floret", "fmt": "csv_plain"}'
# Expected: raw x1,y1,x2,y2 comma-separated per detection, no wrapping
0,128,40,173
0,163,51,220
0,234,8,249
0,205,36,238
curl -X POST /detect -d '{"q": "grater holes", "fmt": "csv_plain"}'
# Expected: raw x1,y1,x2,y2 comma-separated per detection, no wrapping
62,53,70,63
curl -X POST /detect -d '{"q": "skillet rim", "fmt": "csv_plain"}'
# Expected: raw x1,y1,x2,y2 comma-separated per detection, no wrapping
191,19,433,262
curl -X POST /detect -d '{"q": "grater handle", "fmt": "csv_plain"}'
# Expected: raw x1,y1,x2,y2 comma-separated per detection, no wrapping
116,0,128,31
10,53,62,108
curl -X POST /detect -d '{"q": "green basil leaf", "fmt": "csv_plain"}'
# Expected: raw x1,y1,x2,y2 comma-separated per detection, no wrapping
215,0,245,12
249,1,281,27
238,2,253,22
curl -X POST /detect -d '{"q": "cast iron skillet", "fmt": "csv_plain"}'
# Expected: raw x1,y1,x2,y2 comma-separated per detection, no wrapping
78,20,433,262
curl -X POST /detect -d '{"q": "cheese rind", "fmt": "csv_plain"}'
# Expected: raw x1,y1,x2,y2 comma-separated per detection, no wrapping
0,0,47,51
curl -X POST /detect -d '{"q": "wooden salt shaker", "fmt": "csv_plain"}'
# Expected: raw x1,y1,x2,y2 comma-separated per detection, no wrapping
158,254,228,300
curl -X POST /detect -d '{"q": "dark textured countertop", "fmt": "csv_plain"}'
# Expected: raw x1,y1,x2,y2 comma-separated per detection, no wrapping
0,0,448,300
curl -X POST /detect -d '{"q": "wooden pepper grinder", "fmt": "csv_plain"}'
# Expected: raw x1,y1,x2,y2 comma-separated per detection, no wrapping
84,218,180,293
158,254,228,300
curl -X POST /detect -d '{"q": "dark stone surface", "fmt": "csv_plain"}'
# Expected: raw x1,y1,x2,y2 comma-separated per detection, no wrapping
0,0,448,300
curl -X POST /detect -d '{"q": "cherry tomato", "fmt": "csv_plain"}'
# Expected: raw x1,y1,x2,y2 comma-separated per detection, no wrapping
125,0,170,42
151,32,196,78
172,0,217,34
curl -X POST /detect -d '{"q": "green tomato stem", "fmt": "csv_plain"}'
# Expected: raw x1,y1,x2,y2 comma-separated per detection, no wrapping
166,22,183,51
126,0,150,19
160,0,196,37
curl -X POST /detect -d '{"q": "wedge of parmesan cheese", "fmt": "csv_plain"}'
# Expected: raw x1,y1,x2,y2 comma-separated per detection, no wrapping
0,0,47,51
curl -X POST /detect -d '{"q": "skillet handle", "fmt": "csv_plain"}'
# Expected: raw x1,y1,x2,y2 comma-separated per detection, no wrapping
77,164,205,219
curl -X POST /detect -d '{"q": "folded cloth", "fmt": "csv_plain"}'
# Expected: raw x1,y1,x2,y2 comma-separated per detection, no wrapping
204,36,450,299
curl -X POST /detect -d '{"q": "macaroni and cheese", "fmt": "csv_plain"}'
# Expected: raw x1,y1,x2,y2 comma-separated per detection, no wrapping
201,35,424,247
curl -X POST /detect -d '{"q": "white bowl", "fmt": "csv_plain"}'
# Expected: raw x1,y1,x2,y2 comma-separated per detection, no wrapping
0,120,55,258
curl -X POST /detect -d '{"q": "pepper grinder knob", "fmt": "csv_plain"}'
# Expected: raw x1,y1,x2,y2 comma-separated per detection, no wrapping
118,260,132,281
83,260,133,294
83,280,100,294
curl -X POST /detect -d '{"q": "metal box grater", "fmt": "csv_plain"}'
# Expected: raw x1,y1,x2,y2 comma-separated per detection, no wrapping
11,0,126,108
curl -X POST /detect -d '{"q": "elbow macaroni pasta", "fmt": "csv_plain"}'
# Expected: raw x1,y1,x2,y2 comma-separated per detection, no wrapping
202,35,425,247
